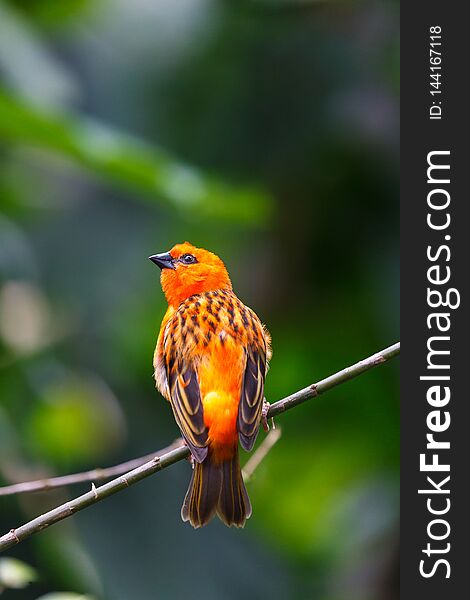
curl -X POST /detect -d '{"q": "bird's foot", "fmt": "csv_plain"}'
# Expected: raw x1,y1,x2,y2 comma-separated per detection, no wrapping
262,398,273,432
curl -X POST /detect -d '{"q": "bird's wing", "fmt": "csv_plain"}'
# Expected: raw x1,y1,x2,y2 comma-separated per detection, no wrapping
153,307,173,401
160,310,209,463
237,310,269,451
167,359,208,462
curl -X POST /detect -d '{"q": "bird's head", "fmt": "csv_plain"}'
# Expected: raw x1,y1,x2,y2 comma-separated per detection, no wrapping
149,242,232,307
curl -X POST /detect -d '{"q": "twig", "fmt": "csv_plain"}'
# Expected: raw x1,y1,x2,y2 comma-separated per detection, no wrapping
0,441,183,497
242,427,282,482
0,342,399,552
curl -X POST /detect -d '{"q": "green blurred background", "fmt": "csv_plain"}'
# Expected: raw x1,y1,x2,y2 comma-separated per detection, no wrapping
0,0,399,599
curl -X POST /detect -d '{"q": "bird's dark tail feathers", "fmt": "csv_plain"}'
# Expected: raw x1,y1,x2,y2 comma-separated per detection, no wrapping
181,447,251,528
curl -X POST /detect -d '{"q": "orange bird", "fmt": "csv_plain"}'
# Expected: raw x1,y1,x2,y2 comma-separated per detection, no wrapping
150,242,271,528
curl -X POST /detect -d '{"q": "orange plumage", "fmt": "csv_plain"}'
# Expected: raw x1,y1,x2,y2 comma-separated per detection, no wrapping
150,242,271,527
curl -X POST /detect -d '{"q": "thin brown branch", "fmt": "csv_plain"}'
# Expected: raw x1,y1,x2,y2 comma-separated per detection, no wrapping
0,441,183,497
0,342,399,552
242,426,282,482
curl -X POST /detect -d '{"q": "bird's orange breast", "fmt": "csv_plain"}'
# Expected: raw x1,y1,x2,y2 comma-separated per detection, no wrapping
198,336,244,460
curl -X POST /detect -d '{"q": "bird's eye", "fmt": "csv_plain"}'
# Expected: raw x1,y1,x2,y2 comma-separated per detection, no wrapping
180,254,197,265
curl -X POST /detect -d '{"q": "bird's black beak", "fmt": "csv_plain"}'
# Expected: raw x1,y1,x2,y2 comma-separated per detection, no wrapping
149,252,176,270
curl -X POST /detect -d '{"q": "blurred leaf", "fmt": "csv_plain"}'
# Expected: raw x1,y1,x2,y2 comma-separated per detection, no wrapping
0,2,79,107
0,90,272,224
8,0,90,29
27,374,126,467
0,281,53,355
0,557,37,589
